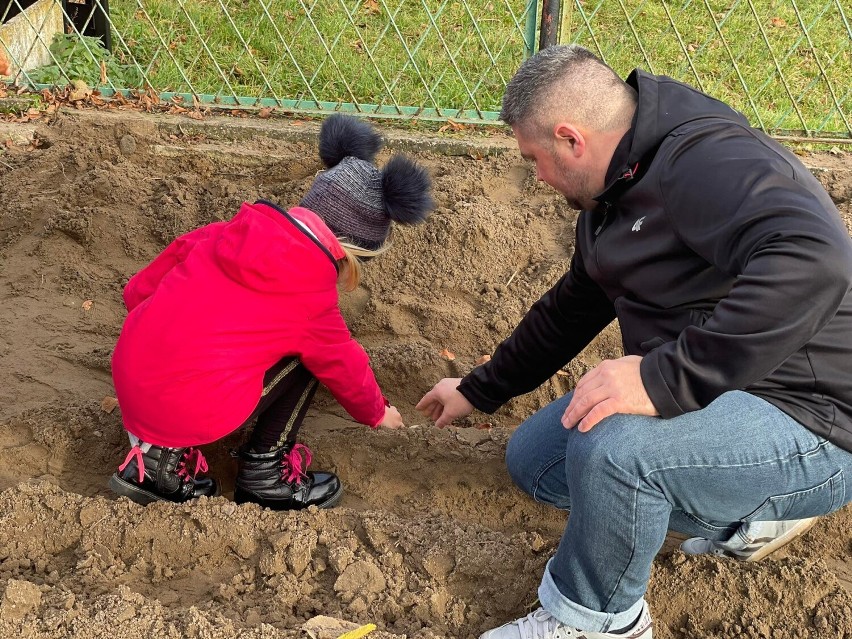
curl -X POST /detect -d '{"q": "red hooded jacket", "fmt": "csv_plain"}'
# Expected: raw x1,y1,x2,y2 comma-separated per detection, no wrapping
111,201,387,447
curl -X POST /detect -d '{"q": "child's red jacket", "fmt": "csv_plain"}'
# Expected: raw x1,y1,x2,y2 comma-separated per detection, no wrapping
111,201,387,447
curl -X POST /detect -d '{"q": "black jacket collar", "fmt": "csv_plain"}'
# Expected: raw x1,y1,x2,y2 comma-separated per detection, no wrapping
594,69,750,205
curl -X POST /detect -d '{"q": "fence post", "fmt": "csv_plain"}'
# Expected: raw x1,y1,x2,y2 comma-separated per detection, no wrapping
559,0,572,44
524,0,537,58
539,0,561,49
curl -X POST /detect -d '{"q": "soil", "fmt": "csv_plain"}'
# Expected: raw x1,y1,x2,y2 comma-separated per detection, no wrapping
0,108,851,639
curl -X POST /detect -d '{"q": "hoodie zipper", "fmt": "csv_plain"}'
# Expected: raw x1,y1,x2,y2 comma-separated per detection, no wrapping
594,202,613,237
593,162,639,238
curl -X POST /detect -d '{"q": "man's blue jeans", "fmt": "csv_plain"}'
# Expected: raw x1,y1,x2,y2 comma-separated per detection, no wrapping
506,390,852,633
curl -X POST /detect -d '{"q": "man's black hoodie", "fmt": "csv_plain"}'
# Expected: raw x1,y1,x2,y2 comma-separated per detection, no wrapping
458,70,852,451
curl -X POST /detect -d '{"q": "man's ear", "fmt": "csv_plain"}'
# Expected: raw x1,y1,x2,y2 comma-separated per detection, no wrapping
553,123,586,158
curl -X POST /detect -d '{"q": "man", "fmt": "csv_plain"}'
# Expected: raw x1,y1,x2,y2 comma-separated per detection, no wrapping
417,45,852,639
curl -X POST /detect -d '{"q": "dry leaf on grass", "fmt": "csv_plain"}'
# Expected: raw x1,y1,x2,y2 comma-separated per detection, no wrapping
439,348,455,361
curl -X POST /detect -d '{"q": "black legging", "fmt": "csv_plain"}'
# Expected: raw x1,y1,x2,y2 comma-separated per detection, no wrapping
243,357,319,452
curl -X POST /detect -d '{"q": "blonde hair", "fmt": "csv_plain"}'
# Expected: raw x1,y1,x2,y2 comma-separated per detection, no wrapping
337,239,390,291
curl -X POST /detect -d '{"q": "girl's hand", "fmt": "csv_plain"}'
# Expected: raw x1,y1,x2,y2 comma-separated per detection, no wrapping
377,405,404,429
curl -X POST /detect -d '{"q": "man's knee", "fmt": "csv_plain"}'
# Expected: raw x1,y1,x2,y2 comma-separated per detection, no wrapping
564,415,647,479
505,425,538,494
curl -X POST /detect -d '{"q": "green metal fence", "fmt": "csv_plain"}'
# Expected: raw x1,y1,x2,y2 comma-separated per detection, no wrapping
0,0,849,140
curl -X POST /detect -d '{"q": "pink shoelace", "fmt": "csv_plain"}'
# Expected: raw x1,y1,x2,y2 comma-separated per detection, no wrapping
118,445,145,483
176,448,209,480
280,443,312,484
117,446,208,483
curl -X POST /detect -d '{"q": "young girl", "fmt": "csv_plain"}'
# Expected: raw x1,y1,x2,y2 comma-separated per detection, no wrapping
109,114,434,510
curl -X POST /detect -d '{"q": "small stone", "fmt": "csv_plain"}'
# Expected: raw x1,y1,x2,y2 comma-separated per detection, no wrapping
0,579,42,621
119,134,137,156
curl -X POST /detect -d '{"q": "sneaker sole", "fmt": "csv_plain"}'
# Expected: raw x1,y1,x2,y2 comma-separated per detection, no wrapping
108,473,221,505
744,517,819,562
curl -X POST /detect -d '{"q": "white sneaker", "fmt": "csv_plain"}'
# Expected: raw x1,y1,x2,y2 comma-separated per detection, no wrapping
680,517,818,562
479,601,652,639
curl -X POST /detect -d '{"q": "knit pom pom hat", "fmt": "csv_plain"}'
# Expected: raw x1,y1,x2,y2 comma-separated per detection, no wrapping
299,114,435,251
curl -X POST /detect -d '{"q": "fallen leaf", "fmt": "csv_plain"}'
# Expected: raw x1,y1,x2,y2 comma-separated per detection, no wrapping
474,423,492,430
556,370,570,377
475,354,491,366
363,0,380,15
81,299,93,311
770,16,786,27
258,107,273,118
100,396,119,413
440,348,456,361
438,118,467,133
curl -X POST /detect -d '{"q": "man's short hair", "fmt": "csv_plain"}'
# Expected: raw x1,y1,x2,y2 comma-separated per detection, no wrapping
500,45,637,137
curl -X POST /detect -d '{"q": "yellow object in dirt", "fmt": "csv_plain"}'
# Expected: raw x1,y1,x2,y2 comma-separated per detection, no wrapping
336,624,377,639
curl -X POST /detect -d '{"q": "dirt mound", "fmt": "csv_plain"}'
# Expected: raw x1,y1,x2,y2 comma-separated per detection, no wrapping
0,109,851,638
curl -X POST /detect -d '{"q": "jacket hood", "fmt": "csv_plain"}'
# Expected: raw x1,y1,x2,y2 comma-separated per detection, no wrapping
597,70,750,202
214,201,344,292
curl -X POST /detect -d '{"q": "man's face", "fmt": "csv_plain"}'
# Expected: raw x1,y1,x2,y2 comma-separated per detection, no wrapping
513,125,597,211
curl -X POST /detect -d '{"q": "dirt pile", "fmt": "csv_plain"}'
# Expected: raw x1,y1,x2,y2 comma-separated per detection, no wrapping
0,109,851,638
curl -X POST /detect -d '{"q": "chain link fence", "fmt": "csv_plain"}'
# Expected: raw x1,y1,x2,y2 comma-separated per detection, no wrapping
0,0,849,140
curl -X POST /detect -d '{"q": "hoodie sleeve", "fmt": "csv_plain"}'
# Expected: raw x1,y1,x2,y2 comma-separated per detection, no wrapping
298,304,387,427
123,224,223,312
641,133,852,416
457,247,616,413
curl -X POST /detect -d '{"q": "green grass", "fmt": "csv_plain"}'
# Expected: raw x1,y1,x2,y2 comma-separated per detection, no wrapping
564,0,851,137
36,0,852,135
105,0,536,116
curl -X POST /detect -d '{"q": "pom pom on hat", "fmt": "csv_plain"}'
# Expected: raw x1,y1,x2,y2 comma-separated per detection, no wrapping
300,115,435,251
318,113,383,168
382,155,435,225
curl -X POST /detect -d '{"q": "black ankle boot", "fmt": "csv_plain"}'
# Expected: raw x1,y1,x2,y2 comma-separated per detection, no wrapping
109,445,219,505
234,443,342,510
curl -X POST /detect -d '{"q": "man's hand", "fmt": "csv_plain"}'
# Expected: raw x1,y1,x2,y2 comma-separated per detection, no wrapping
377,405,404,429
562,355,658,432
416,377,474,428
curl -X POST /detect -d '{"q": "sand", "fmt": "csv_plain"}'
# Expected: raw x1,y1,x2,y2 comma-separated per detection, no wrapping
1,107,851,638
